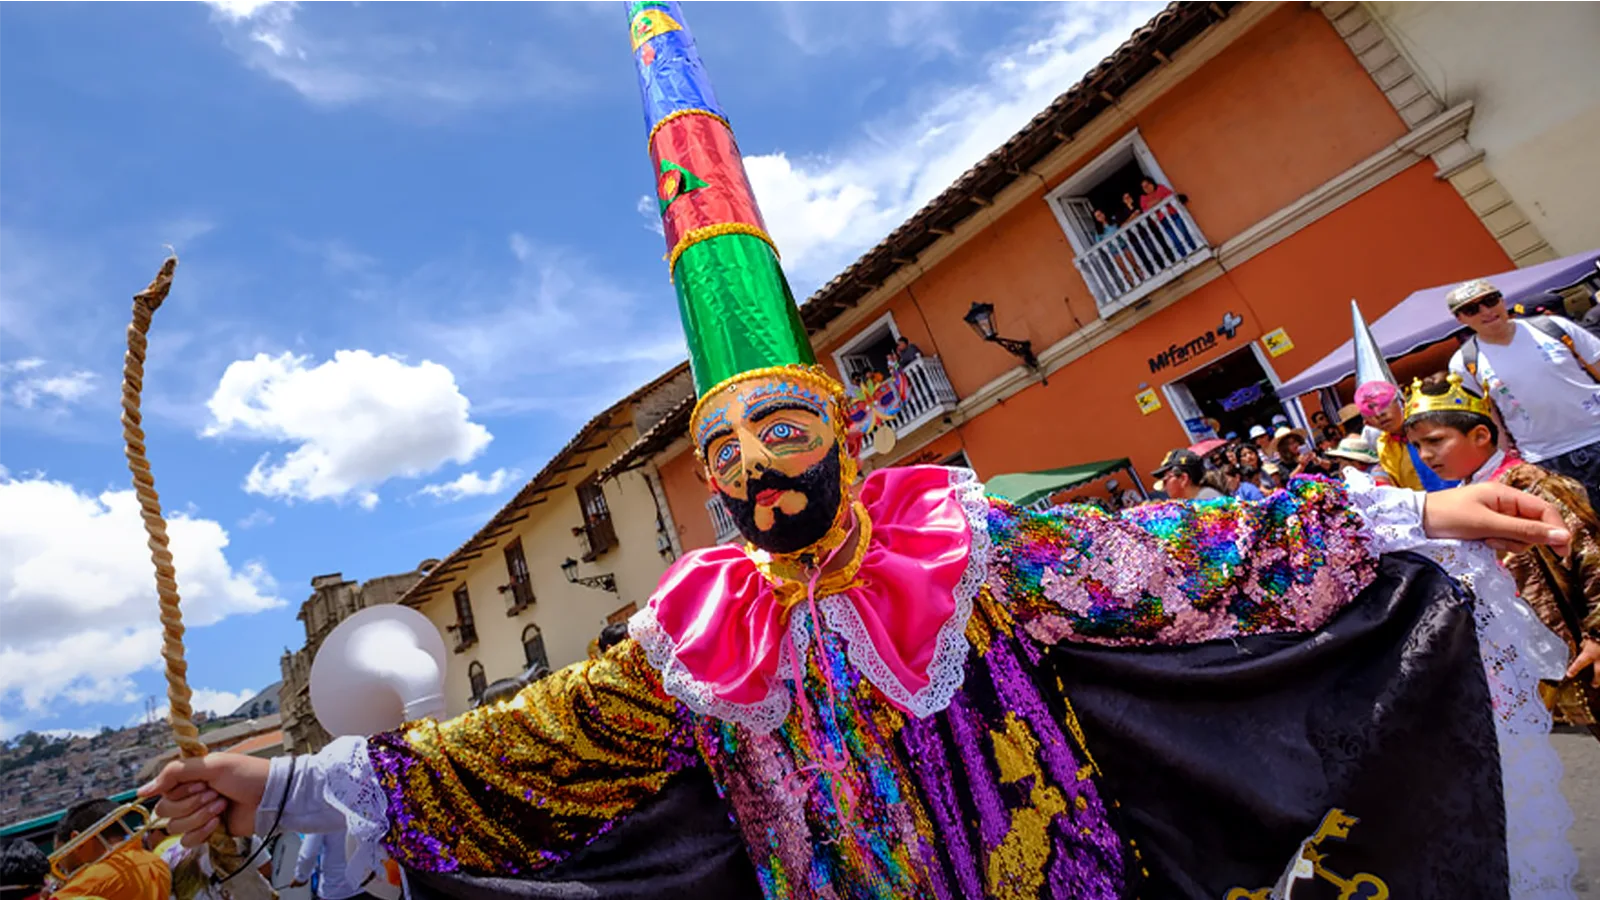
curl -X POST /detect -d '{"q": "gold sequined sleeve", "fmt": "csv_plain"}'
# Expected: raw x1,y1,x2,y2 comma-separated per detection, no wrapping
366,639,700,875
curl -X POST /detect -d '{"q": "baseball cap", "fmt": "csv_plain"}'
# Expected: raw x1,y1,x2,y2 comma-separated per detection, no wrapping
1247,425,1268,439
1445,279,1501,314
1151,448,1201,478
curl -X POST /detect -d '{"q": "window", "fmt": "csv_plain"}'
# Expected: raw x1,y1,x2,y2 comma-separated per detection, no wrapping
606,603,638,626
521,624,549,670
706,495,740,544
576,475,617,559
831,312,901,387
467,662,487,704
1044,130,1209,315
502,537,535,614
450,585,478,651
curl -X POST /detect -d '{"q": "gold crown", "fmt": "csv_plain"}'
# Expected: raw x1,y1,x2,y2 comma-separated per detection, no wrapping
1403,373,1493,420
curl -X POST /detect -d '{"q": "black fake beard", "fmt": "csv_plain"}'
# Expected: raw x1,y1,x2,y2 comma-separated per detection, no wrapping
719,449,843,555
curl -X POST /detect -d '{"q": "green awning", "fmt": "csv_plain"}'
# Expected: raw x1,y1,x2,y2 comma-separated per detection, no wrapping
985,458,1133,507
0,788,140,839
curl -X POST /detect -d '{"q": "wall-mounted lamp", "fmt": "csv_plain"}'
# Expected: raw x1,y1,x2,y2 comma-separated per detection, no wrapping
560,557,618,594
963,302,1043,382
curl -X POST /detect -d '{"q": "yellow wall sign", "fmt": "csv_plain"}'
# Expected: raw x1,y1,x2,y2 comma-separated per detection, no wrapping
1135,388,1162,415
1262,328,1294,357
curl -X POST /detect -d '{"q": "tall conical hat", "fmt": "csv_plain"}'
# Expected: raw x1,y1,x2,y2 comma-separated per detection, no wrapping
1350,299,1396,388
626,1,819,402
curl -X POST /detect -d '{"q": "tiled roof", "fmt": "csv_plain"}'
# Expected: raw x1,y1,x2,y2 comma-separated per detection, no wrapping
396,365,692,608
601,2,1235,470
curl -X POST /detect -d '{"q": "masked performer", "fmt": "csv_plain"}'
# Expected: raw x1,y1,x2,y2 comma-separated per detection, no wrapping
144,3,1580,897
1350,302,1458,493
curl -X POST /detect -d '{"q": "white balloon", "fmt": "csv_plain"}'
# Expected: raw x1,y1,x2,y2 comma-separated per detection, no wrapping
310,605,448,736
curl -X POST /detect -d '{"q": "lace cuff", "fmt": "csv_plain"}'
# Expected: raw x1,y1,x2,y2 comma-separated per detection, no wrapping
255,737,390,877
1345,471,1427,555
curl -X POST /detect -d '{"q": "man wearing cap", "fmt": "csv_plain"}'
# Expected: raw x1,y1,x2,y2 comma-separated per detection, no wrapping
1447,278,1600,503
1350,301,1457,492
1325,434,1380,478
1151,449,1224,501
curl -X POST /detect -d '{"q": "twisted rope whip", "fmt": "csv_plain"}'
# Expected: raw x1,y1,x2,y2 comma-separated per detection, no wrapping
119,256,276,899
120,255,206,759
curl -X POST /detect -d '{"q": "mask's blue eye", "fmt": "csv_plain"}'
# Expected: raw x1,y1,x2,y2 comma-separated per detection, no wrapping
767,423,796,440
715,443,739,465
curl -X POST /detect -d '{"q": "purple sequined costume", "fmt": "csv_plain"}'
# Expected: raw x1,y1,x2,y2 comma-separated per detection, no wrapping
365,467,1374,899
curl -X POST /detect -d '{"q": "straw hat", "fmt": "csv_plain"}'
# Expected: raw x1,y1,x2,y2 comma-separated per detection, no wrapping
1272,426,1307,459
1324,434,1379,466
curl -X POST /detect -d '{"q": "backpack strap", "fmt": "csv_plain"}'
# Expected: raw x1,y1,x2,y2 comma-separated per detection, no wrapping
1461,335,1481,386
1525,315,1600,383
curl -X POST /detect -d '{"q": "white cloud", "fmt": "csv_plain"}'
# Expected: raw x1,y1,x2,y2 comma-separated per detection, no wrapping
745,2,1164,290
0,475,282,713
236,508,275,529
385,236,687,418
206,0,285,23
188,687,257,717
634,196,665,237
1,358,97,409
202,1,587,114
776,2,965,59
40,726,102,741
418,467,521,502
204,350,492,507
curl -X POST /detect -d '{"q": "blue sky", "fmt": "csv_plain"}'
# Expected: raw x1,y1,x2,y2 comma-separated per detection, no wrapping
0,0,1162,739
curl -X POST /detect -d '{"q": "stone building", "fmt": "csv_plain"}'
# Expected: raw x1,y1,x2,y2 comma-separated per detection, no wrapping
278,563,435,752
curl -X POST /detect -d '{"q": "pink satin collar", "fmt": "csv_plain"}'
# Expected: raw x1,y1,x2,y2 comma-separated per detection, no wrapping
630,465,986,730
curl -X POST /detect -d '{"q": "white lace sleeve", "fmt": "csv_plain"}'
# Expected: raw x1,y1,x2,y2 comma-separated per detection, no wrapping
255,736,391,878
1344,470,1427,554
1390,536,1577,897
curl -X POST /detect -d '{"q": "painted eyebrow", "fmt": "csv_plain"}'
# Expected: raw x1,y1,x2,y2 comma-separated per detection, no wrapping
701,426,735,454
746,398,825,425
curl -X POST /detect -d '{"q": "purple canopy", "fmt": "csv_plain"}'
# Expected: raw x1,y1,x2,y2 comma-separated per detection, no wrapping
1276,250,1600,397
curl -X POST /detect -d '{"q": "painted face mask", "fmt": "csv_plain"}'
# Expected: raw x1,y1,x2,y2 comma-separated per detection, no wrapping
695,369,851,555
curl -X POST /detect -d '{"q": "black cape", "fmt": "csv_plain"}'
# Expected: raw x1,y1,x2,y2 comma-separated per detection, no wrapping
408,553,1505,899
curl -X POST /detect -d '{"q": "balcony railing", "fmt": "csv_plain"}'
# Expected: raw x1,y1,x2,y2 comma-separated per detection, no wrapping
1075,194,1210,314
859,355,960,459
707,495,740,545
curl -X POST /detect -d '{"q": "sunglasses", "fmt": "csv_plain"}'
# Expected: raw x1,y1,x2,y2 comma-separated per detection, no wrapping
1454,294,1501,317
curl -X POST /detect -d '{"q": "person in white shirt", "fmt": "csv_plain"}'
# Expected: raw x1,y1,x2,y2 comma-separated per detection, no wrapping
1446,278,1600,503
291,832,370,900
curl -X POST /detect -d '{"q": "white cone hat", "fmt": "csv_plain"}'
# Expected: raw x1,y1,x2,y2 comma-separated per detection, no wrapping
311,605,448,736
1351,300,1396,388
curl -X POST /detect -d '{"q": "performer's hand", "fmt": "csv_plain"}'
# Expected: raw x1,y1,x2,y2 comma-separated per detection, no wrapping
1568,638,1600,687
1420,482,1571,556
138,753,271,847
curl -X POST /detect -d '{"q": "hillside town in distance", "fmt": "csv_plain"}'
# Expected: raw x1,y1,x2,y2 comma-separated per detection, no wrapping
0,687,279,827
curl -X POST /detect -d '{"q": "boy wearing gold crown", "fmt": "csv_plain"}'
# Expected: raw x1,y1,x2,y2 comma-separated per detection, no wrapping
1405,372,1600,739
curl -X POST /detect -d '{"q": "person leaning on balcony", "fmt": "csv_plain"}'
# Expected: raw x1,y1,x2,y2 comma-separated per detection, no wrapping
1091,207,1139,284
1446,278,1600,505
1138,176,1195,256
893,337,922,368
1118,191,1162,272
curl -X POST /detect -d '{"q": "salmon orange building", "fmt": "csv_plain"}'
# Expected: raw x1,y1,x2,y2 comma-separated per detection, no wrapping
599,1,1574,551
